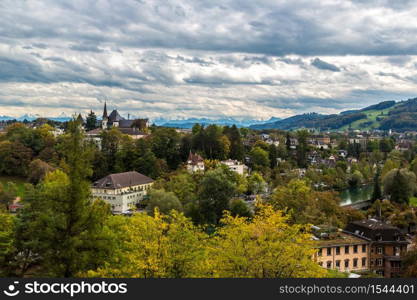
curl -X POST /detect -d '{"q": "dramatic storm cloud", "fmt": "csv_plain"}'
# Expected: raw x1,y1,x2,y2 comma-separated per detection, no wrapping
1,0,417,120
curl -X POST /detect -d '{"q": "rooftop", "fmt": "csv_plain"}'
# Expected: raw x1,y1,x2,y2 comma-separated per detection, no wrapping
93,171,153,189
314,231,369,247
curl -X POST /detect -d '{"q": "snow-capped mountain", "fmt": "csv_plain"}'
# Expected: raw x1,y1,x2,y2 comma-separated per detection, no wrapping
152,117,281,128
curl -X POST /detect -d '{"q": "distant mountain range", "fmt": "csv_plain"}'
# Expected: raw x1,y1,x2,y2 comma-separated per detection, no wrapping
0,112,72,122
153,117,282,128
250,98,417,132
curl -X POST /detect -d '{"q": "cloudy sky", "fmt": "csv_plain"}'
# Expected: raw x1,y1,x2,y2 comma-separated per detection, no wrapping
1,0,417,120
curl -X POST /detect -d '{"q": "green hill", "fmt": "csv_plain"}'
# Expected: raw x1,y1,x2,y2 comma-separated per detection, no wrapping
250,99,417,131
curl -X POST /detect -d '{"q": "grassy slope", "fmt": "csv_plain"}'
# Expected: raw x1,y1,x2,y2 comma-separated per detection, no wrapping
339,105,398,131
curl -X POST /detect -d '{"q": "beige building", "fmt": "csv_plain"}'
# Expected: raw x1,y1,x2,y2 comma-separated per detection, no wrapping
91,171,154,214
314,231,370,273
220,159,248,175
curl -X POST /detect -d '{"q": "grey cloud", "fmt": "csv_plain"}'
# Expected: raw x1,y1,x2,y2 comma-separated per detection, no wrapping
69,44,104,53
1,0,417,56
311,58,340,72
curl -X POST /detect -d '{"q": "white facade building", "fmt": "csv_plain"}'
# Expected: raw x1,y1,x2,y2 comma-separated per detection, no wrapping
220,159,248,175
91,171,154,213
186,152,205,173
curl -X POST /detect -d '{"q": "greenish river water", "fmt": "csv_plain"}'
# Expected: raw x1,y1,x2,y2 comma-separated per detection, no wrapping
339,185,373,206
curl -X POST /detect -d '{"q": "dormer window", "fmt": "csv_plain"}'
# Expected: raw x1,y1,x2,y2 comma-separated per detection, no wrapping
376,234,382,241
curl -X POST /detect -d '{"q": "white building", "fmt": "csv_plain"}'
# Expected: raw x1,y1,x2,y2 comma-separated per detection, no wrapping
91,171,154,214
221,159,248,175
186,152,205,173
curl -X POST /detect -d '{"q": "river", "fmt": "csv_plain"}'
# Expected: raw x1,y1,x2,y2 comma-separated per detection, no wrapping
339,185,373,206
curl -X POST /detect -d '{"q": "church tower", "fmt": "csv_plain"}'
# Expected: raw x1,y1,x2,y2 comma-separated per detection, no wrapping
102,101,108,129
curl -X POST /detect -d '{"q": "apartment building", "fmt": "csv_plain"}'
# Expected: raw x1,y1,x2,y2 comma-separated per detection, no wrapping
314,231,370,273
345,219,409,278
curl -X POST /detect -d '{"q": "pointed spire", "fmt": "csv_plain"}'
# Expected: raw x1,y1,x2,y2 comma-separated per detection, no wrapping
103,101,108,119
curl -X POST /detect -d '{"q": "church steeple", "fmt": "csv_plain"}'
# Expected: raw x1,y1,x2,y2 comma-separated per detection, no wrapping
103,101,108,119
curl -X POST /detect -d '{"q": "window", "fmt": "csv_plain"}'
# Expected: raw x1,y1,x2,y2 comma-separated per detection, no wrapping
336,247,340,255
362,244,367,253
377,247,383,255
318,262,323,267
370,259,374,266
345,246,349,254
377,258,383,266
362,257,367,267
326,261,332,269
353,258,358,268
344,259,349,268
353,245,358,253
394,246,400,256
335,260,340,269
318,249,322,256
327,247,331,256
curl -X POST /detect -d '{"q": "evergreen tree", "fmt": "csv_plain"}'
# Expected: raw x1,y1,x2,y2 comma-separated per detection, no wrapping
371,167,382,202
268,144,278,168
85,110,97,131
15,119,112,277
296,130,309,168
226,125,245,161
285,133,291,151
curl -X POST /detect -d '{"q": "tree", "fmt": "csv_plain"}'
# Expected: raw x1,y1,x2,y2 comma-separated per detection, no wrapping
296,130,309,168
383,168,417,204
146,189,183,215
285,133,292,151
249,147,270,170
381,158,400,178
159,172,197,207
379,138,394,154
196,168,236,225
371,167,382,202
15,119,112,277
225,125,244,161
150,127,181,169
85,110,97,131
0,141,33,176
349,170,364,188
208,205,326,278
27,159,55,184
85,211,208,278
0,183,16,210
269,144,278,168
247,172,267,195
403,244,417,277
100,128,123,174
269,179,345,227
0,212,15,276
230,198,252,218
